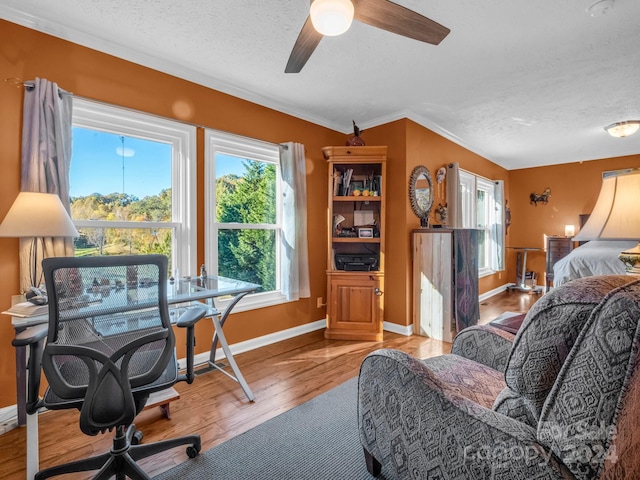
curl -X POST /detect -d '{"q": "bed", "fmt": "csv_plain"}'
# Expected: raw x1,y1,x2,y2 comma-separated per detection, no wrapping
552,240,637,287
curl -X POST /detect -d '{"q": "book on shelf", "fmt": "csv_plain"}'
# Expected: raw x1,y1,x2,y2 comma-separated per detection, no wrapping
3,301,48,317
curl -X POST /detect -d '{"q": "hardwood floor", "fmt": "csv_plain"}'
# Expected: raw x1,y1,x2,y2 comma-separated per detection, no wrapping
0,290,538,480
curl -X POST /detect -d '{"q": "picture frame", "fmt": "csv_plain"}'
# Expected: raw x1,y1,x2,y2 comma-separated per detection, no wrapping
349,181,364,196
358,227,374,238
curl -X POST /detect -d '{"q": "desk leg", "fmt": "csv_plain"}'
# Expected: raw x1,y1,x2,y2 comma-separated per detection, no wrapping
26,411,39,480
203,292,255,402
209,314,255,402
520,250,529,289
16,344,26,426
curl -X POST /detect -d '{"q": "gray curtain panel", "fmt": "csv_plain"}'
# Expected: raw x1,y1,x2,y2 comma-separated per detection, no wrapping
20,77,74,291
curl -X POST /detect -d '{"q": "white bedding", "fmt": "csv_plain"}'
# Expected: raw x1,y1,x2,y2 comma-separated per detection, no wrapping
553,240,637,286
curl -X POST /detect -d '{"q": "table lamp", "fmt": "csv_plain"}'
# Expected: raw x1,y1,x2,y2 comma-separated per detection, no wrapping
0,192,79,290
573,169,640,274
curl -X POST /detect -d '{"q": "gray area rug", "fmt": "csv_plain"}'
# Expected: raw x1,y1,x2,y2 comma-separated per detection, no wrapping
154,376,392,479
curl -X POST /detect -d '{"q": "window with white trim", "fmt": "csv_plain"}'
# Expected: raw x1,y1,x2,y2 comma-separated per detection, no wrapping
70,99,197,275
459,170,504,276
205,130,284,310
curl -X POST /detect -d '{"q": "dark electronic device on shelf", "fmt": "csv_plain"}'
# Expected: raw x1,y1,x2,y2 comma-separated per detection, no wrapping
335,253,379,272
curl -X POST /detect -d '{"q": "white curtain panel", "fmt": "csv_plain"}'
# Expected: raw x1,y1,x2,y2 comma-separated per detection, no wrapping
279,142,310,301
20,78,74,291
445,162,463,228
492,180,505,271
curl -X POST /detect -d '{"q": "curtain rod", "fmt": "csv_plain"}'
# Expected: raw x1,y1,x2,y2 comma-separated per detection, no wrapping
6,77,287,149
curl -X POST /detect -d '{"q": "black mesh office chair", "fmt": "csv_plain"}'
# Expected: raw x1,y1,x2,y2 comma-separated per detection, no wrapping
13,255,207,480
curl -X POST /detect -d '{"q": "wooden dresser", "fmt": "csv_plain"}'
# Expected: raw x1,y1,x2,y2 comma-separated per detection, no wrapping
545,236,574,289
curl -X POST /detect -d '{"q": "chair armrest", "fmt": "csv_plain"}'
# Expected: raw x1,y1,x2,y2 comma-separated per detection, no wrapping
12,323,48,347
176,306,207,384
358,349,571,479
175,305,208,328
12,324,48,415
451,325,515,372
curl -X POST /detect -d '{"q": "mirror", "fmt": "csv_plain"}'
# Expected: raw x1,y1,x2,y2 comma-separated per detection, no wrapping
409,165,434,227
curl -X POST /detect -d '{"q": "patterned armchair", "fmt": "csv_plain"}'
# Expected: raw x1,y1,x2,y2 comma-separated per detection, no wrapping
358,275,640,479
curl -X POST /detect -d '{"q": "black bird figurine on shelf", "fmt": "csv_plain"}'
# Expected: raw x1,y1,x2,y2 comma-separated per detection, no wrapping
346,120,365,146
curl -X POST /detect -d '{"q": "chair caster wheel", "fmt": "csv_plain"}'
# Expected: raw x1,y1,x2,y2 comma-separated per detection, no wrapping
132,430,144,445
186,445,200,458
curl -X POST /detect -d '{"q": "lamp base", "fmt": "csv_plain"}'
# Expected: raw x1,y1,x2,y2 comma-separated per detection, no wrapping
618,242,640,275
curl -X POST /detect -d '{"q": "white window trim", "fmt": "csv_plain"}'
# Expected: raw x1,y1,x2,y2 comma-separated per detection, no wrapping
204,129,286,312
72,99,197,274
459,170,502,278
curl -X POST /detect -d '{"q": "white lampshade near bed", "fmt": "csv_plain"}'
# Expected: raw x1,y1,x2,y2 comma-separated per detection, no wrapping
573,169,640,274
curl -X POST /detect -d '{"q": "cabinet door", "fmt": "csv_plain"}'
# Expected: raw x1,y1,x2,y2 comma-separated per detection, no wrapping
326,274,383,341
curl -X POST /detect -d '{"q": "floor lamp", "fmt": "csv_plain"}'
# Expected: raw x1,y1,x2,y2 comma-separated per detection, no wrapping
0,192,79,292
573,169,640,274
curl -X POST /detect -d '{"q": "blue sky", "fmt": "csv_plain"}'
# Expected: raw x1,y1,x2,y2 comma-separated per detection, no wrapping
70,128,246,199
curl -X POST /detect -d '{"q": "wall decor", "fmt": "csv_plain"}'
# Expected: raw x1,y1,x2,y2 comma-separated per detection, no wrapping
409,165,433,227
529,187,551,206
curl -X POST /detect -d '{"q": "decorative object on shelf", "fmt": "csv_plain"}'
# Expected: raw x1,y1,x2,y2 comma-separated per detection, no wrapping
435,203,448,224
409,165,433,227
346,120,365,146
529,187,551,206
573,169,640,274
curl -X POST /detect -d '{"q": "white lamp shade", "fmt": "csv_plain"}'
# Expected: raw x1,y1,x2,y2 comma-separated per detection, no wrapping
310,0,354,36
0,192,79,238
573,171,640,241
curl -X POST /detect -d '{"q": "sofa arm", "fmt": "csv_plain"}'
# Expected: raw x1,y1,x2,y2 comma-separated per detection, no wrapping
358,349,571,479
451,325,515,372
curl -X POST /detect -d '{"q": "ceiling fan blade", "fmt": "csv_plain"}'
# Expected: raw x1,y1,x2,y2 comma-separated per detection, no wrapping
285,16,324,73
354,0,450,45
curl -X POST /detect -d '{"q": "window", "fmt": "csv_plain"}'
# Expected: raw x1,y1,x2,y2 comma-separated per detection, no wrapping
205,130,283,309
70,99,197,275
459,170,504,276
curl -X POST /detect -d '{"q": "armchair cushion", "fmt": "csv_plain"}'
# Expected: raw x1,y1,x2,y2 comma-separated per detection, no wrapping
538,278,640,479
451,325,515,372
495,275,635,427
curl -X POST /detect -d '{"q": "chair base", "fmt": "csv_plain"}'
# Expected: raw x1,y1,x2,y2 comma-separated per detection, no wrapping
35,424,201,480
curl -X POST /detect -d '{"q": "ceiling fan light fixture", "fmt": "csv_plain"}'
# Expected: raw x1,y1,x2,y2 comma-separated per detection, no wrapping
310,0,354,36
605,121,640,138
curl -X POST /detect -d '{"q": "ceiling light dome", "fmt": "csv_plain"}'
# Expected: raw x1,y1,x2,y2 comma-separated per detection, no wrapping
310,0,354,36
605,121,640,138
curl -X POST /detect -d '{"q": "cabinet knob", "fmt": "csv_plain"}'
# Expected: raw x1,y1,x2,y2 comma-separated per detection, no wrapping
374,287,383,296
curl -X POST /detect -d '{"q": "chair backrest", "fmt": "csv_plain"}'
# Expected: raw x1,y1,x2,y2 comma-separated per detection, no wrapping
41,254,175,435
493,275,635,426
537,277,640,479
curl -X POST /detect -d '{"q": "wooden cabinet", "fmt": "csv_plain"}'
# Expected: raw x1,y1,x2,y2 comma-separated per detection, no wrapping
545,236,574,289
412,229,479,342
323,146,386,341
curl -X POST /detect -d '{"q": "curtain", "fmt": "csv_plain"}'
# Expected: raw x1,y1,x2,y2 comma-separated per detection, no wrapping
279,142,310,301
492,180,505,271
20,78,74,291
446,162,463,228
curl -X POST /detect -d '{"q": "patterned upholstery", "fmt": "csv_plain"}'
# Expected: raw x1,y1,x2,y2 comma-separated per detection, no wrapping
451,325,515,372
494,275,635,427
358,275,640,479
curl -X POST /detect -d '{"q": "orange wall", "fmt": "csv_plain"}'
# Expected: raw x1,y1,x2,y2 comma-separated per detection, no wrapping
0,19,344,408
363,119,511,327
509,154,640,283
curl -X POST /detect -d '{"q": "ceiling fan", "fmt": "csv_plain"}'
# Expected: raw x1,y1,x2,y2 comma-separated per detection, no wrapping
285,0,451,73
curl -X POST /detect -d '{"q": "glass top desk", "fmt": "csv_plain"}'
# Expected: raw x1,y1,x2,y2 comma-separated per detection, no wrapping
9,275,260,425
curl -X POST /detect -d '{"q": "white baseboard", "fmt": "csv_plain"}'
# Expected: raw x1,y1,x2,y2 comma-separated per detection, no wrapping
479,284,509,302
383,321,413,336
178,319,327,369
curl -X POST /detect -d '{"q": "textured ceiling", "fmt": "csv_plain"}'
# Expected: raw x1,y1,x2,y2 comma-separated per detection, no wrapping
2,0,640,170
